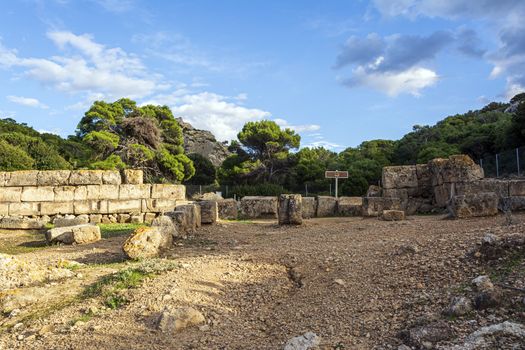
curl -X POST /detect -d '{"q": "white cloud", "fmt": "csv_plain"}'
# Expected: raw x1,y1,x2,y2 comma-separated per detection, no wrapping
303,140,344,151
273,118,321,133
0,31,161,100
7,95,49,109
344,66,438,96
143,92,271,141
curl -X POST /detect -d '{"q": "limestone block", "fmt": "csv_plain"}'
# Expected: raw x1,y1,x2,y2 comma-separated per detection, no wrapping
362,197,401,217
382,165,418,189
142,199,178,213
509,180,525,197
0,216,46,229
122,169,143,184
74,200,109,215
130,214,144,224
86,184,119,200
53,186,76,202
53,215,89,227
449,192,498,219
46,224,101,245
366,185,382,197
101,170,121,185
8,202,40,216
0,172,5,186
36,170,71,186
0,203,8,216
122,226,171,260
217,199,238,220
40,201,74,216
151,184,186,200
119,184,152,200
503,196,525,211
456,179,510,199
118,214,131,223
152,215,179,239
278,194,302,225
240,196,278,219
316,196,337,217
5,171,38,186
69,170,103,185
382,210,405,221
0,187,22,202
89,214,103,224
337,197,363,216
429,155,484,186
169,204,199,233
433,184,453,208
74,186,88,201
107,199,142,214
21,186,55,202
301,197,317,219
144,212,157,224
198,200,218,224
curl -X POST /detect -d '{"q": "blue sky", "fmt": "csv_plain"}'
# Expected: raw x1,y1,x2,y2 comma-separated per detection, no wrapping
0,0,524,150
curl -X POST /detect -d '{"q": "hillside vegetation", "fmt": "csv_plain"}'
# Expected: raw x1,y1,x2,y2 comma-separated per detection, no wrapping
1,94,524,195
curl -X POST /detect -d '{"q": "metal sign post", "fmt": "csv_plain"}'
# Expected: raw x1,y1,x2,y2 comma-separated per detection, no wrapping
325,170,349,199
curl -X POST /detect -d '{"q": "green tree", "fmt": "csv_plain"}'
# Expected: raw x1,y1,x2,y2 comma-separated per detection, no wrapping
184,153,216,185
0,140,34,170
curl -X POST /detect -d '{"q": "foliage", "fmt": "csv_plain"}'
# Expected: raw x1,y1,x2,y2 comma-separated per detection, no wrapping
228,183,288,198
184,153,216,185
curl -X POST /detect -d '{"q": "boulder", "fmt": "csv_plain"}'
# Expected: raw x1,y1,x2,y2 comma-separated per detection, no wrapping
301,197,316,219
278,194,302,225
444,296,472,317
240,196,278,219
170,204,200,233
449,192,499,218
382,165,418,189
157,307,205,333
429,155,484,186
122,169,143,184
337,197,362,216
316,196,337,217
217,199,238,220
405,321,453,348
152,215,178,240
46,224,101,245
122,226,172,260
53,215,89,228
284,332,321,350
381,210,405,221
198,200,219,224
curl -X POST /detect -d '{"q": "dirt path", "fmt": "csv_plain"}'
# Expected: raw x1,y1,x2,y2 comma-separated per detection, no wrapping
1,214,524,349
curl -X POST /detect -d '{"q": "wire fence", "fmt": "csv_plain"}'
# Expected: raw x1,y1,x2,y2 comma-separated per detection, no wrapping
479,146,525,178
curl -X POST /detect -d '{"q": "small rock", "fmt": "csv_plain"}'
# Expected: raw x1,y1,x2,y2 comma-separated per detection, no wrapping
13,323,24,331
474,289,501,310
199,324,210,332
284,332,321,350
334,279,345,286
157,307,205,333
482,233,498,244
471,275,494,292
17,334,24,341
444,296,472,317
38,324,54,335
406,321,452,347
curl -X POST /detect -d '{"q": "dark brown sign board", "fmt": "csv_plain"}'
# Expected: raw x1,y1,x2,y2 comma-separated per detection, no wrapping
325,170,349,178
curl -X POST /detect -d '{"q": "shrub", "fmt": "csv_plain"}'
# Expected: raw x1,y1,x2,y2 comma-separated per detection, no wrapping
0,140,34,170
228,183,288,198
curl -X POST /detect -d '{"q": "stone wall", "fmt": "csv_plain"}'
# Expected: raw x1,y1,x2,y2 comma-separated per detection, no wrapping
0,170,185,223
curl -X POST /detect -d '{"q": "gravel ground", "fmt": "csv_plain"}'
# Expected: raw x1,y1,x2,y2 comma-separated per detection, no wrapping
0,213,524,349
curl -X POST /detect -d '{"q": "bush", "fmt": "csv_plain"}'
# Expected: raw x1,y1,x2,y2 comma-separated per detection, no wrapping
89,154,126,170
0,140,34,170
228,183,288,198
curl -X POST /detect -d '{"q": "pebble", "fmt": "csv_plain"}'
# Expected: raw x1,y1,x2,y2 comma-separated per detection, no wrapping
334,279,346,286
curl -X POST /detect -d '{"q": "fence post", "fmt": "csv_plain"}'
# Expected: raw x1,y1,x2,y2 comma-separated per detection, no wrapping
517,148,521,176
480,158,483,172
305,183,308,197
496,154,500,178
329,183,332,196
225,185,228,198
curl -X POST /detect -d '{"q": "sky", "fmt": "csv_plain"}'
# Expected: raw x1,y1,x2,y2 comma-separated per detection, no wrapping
0,0,524,151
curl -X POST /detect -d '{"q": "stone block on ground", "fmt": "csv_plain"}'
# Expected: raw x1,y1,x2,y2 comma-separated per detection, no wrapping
141,199,177,213
5,171,38,187
198,200,218,224
151,184,186,200
366,185,382,197
509,179,525,197
381,210,405,221
362,197,401,217
337,196,362,216
449,192,499,219
240,196,278,219
122,169,143,184
301,197,316,219
316,196,337,217
157,307,205,333
152,215,178,240
53,215,89,227
429,155,484,186
278,194,302,225
122,226,172,259
0,216,47,229
217,199,238,220
169,204,200,234
46,224,101,245
101,170,121,185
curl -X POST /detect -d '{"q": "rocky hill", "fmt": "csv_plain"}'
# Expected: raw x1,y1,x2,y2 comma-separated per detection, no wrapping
176,118,231,167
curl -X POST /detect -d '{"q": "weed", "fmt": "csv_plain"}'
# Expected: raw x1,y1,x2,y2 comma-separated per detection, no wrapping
98,223,148,239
